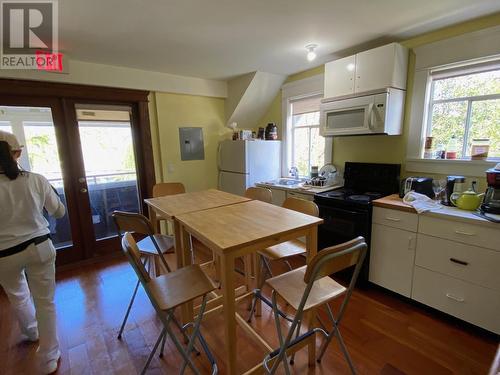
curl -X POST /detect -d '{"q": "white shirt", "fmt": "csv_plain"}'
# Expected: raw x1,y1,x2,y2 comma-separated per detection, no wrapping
0,172,65,251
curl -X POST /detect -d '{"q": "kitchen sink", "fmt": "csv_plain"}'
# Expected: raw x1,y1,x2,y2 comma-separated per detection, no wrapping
275,178,304,186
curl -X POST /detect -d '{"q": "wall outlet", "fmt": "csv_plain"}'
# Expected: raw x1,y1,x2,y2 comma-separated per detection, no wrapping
167,162,175,173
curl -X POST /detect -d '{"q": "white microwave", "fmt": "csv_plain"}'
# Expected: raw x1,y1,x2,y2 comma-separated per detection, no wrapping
320,88,405,136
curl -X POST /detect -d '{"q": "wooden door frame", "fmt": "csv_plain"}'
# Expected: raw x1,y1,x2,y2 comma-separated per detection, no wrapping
0,79,156,264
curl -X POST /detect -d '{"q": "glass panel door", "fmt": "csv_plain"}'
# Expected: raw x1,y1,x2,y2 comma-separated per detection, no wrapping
0,106,73,249
75,105,140,241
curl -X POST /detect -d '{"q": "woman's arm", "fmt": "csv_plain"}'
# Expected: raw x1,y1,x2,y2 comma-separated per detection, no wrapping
42,177,66,219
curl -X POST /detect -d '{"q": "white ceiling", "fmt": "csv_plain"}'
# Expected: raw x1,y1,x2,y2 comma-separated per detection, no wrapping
59,0,500,80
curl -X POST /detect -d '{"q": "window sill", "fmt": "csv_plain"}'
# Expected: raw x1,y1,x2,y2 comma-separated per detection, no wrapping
406,158,498,177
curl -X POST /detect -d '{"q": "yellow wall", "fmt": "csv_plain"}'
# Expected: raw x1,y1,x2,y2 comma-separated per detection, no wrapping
149,92,230,192
258,12,500,183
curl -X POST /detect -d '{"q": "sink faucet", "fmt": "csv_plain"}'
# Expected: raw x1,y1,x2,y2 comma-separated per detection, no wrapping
289,166,299,179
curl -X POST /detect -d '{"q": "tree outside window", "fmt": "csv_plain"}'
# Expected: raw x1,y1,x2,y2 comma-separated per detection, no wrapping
427,67,500,159
290,95,325,177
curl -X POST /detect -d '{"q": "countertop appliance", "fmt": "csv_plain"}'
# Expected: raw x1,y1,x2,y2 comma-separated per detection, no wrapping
218,140,281,196
479,164,500,220
400,177,434,199
443,175,466,206
320,88,404,136
314,162,401,281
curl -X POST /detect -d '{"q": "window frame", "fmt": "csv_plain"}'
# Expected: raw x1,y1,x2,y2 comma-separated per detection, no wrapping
290,95,323,177
281,74,332,178
425,67,500,159
405,25,500,177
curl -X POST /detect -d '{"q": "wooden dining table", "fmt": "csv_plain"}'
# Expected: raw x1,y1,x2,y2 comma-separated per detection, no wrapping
176,199,324,374
144,189,251,270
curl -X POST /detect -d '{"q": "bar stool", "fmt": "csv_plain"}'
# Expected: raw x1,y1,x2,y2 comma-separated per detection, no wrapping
248,197,319,322
262,237,367,375
112,211,174,339
244,186,272,203
121,232,218,375
152,182,186,232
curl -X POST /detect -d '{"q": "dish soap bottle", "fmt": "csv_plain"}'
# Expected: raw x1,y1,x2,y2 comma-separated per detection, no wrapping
446,136,458,159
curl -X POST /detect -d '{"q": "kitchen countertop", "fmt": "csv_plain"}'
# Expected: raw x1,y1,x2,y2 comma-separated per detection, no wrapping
373,194,500,228
255,182,342,195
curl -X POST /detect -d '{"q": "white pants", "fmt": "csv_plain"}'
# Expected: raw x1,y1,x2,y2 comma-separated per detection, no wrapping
0,239,60,364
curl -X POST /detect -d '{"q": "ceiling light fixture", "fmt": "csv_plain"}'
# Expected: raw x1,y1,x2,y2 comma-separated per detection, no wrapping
305,44,317,62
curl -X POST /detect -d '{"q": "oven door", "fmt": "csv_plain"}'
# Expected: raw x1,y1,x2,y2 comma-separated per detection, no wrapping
317,205,370,250
320,95,376,136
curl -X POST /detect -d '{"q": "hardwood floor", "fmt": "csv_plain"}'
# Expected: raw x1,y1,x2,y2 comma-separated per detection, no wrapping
0,250,497,375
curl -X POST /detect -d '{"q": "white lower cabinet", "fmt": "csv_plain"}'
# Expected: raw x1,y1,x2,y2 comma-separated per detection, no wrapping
369,223,416,297
270,188,287,206
370,205,500,334
412,266,500,334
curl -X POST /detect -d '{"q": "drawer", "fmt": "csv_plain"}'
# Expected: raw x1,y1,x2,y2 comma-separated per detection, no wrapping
416,234,500,291
287,191,314,201
412,266,500,334
419,216,500,251
372,207,418,232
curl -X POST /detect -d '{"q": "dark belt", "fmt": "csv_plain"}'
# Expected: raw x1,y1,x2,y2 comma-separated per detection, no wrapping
0,234,51,259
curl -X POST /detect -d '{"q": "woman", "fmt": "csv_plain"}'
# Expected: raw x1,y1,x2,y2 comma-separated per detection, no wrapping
0,130,65,374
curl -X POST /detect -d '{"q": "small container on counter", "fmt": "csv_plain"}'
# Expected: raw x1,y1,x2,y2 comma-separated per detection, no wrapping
310,165,319,178
471,138,490,160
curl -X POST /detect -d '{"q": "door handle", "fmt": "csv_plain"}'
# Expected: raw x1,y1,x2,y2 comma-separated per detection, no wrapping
80,188,88,193
454,230,475,236
445,293,465,303
385,216,401,222
367,103,374,129
449,258,469,266
408,236,415,250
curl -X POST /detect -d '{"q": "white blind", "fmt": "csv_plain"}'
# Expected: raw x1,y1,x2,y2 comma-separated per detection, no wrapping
291,95,322,116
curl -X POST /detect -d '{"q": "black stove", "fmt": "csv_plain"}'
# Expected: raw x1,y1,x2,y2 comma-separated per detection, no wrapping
314,162,401,282
320,189,384,206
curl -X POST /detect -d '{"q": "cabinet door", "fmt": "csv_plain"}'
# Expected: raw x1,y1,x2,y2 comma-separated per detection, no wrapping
270,188,287,206
324,55,356,98
355,43,407,92
369,223,416,297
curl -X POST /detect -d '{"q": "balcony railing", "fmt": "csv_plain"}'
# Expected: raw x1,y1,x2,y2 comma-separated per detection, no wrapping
46,171,140,249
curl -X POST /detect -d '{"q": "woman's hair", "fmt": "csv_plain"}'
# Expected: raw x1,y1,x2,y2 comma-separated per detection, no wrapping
0,140,22,180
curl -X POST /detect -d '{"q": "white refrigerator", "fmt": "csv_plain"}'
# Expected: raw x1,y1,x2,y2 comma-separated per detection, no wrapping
218,140,281,196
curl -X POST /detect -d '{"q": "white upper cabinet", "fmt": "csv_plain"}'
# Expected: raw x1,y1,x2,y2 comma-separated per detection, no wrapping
324,43,409,98
324,55,356,98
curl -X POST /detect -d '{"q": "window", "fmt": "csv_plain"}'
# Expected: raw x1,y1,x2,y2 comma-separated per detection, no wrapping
290,94,325,177
0,121,12,133
426,63,500,159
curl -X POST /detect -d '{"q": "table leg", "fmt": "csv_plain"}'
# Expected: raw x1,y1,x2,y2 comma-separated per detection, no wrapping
221,253,237,375
173,220,184,271
148,205,158,233
306,226,318,366
253,252,262,317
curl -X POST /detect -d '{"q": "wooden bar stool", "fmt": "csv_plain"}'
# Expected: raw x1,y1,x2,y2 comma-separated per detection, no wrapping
152,182,186,232
112,211,174,339
248,197,319,322
121,232,218,375
262,237,367,375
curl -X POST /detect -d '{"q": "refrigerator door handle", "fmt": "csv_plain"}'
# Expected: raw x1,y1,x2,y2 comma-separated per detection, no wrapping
218,171,222,189
217,143,222,170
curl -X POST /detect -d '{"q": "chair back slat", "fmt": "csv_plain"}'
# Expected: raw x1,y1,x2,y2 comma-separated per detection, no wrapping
282,197,319,217
304,236,367,283
153,182,186,198
112,211,154,236
245,187,272,203
121,232,151,283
